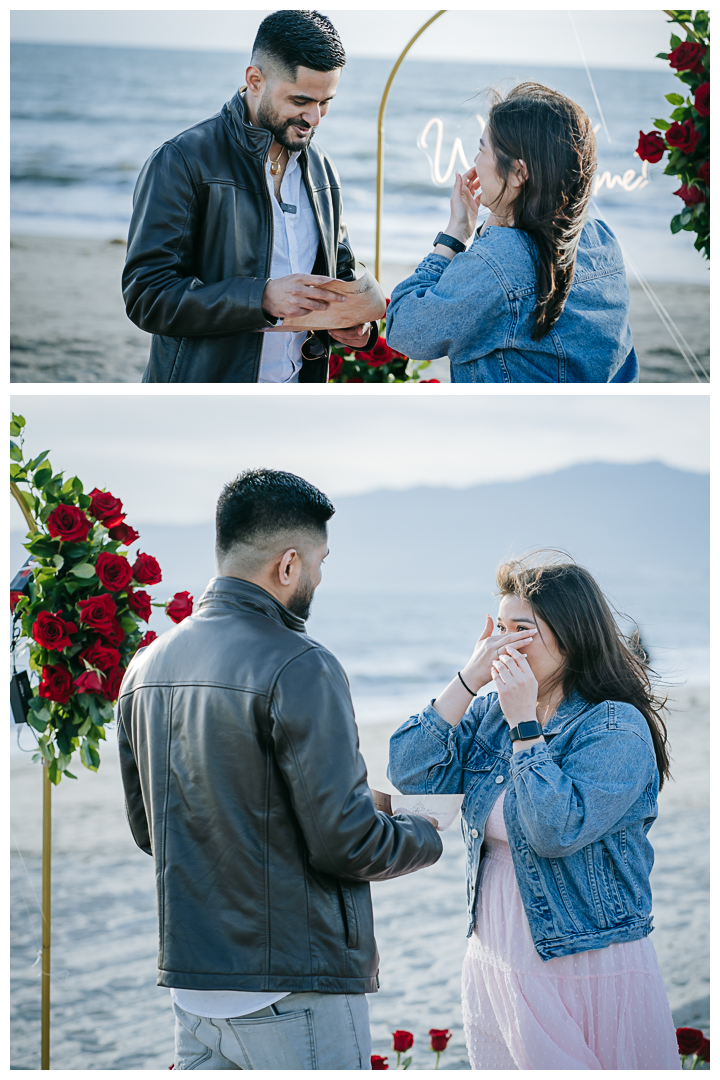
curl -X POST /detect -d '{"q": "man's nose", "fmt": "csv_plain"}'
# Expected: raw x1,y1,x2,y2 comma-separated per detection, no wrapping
302,105,322,128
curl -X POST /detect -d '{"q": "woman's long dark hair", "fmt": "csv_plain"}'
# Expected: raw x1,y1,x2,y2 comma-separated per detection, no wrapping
485,83,596,341
496,551,671,789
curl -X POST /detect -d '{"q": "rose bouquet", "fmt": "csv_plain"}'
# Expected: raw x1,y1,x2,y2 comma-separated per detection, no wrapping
677,1027,710,1069
329,305,439,383
636,10,709,258
10,413,192,784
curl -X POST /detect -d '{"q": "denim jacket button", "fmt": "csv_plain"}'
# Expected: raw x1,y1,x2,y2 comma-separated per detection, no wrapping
471,828,479,839
496,775,505,784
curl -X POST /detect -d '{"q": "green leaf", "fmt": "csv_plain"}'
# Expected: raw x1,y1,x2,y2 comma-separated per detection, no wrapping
119,615,138,632
670,214,685,233
34,465,53,488
80,740,100,771
27,712,50,733
27,450,51,471
77,716,92,737
10,440,23,462
70,562,96,579
656,52,669,60
98,700,115,721
653,118,671,130
52,553,64,570
10,464,27,480
665,92,685,105
670,32,682,47
63,770,78,780
11,413,26,429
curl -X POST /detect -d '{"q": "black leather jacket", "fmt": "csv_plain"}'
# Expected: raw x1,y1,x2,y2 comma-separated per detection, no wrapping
118,577,442,993
123,91,376,383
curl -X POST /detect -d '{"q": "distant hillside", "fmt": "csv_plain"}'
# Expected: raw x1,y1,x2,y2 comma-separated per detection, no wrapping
11,462,708,615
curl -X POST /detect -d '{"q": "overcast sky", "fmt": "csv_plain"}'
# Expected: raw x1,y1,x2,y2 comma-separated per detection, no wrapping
10,394,708,528
10,9,674,70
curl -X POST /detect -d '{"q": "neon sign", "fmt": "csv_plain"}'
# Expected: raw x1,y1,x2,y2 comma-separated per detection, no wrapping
418,118,649,195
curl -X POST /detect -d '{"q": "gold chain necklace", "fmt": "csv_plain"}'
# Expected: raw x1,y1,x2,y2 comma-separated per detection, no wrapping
269,146,285,176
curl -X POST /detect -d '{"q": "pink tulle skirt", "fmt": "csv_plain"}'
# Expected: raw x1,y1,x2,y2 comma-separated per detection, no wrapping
461,838,680,1070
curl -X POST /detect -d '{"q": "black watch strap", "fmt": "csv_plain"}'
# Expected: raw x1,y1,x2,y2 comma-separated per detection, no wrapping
508,720,544,742
433,231,466,254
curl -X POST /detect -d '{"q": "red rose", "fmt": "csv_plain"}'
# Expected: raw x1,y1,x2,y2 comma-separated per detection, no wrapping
328,353,344,380
101,665,126,701
392,1031,414,1053
132,552,162,585
138,630,158,650
127,588,152,622
39,664,74,704
676,1028,705,1056
96,551,134,593
88,487,126,528
674,182,705,205
698,1038,710,1064
356,337,405,368
78,593,117,633
419,378,441,383
694,82,710,117
166,591,193,624
47,504,91,543
101,619,126,647
370,1056,388,1070
10,590,24,613
698,160,710,184
665,119,701,155
74,669,104,695
32,610,77,651
636,130,666,163
80,639,121,673
109,523,140,546
429,1029,452,1053
668,42,707,75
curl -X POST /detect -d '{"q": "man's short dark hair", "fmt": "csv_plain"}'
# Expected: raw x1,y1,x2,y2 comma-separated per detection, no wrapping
216,468,335,557
251,10,346,80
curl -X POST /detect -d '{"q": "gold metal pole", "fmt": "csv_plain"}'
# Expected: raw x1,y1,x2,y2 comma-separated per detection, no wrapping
375,10,446,284
11,480,50,1068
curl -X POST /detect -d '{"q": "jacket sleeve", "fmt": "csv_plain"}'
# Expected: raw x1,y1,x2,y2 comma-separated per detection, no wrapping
388,696,493,794
510,709,657,858
270,646,443,882
117,702,153,856
122,142,277,338
385,250,510,361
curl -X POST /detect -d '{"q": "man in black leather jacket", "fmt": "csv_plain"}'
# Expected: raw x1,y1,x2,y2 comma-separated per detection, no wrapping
118,469,442,1069
122,10,378,384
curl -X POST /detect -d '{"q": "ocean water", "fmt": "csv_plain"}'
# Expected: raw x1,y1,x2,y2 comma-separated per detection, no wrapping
10,42,708,282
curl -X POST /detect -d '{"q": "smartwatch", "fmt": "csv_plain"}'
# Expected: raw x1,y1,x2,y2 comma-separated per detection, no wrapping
433,231,466,254
508,720,544,742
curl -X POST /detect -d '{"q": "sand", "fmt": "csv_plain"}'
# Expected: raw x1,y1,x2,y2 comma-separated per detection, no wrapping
10,236,710,384
10,686,709,1070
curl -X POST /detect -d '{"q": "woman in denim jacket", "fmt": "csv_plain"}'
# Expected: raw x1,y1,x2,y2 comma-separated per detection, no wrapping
388,555,679,1069
385,83,637,383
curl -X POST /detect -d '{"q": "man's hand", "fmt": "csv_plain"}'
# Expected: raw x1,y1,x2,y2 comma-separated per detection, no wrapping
330,323,372,350
262,274,346,320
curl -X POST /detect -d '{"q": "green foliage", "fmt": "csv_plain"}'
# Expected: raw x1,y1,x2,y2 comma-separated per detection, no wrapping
9,413,178,784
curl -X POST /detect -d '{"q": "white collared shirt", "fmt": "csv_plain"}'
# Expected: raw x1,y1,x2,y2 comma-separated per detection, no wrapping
259,151,320,383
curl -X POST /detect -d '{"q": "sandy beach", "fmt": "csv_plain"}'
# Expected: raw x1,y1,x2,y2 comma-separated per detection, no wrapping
10,686,709,1069
10,236,709,383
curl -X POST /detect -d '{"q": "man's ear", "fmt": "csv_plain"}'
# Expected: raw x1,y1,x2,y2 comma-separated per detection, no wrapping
277,548,299,586
245,64,264,97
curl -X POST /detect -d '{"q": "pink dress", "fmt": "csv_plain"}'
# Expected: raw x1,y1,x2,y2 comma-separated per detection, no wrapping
461,790,680,1070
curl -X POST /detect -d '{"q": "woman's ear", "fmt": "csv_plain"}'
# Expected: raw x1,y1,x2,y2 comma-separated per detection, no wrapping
514,159,529,187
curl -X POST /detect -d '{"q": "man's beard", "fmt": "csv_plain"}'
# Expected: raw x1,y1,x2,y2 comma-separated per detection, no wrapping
286,571,316,621
257,92,315,153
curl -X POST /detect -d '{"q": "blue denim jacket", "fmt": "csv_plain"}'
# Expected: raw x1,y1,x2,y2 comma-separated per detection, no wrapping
388,691,658,960
385,217,637,383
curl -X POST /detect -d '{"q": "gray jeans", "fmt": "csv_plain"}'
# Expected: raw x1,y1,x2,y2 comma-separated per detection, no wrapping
173,992,372,1070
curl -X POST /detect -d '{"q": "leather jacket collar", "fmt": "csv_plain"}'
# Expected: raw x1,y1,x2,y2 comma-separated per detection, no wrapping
198,575,307,634
223,89,277,160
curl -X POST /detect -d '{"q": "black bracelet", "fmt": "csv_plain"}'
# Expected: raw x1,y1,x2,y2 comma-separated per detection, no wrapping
457,671,477,697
